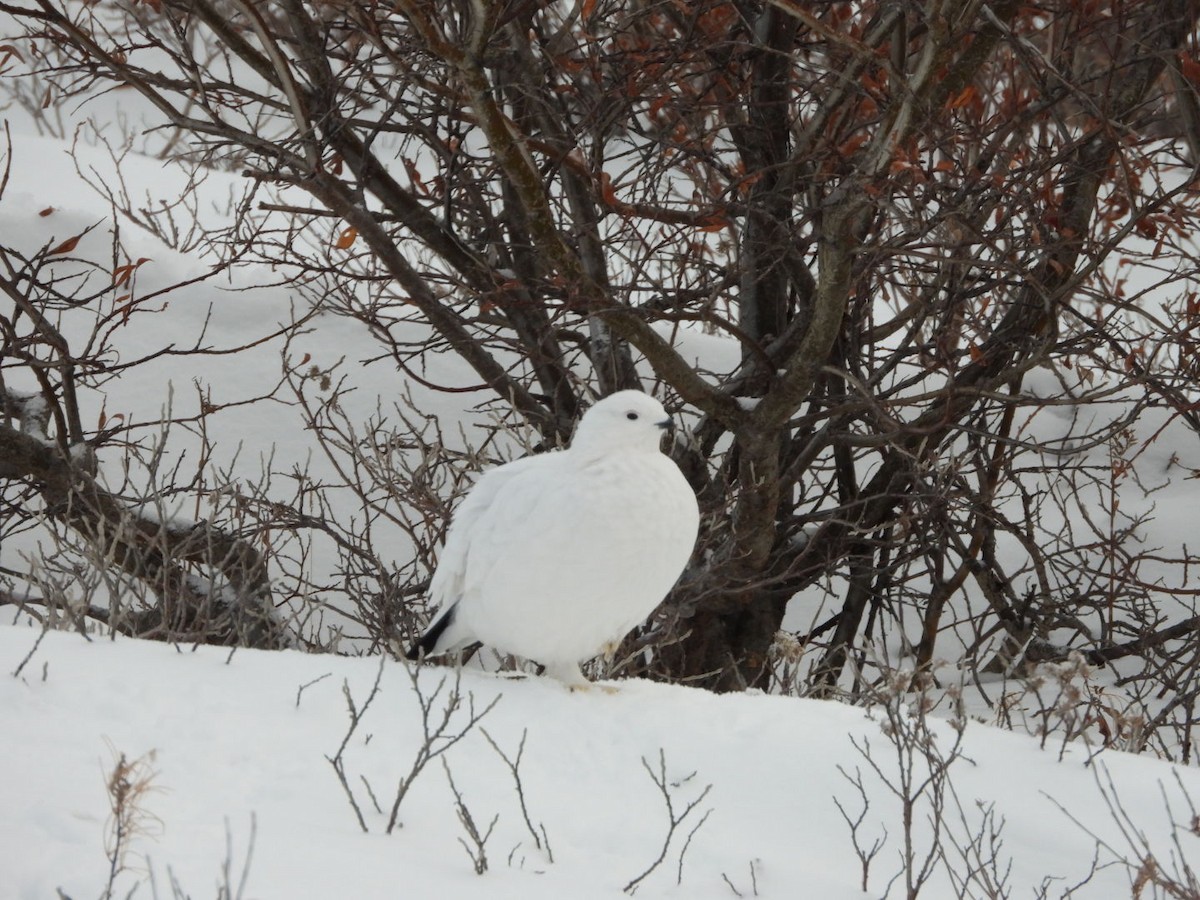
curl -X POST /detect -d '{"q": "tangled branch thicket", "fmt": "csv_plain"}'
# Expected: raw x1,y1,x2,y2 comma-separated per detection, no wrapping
2,0,1200,751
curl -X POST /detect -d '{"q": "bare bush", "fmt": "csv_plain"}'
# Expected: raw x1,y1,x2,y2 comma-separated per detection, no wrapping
834,668,1053,899
481,727,555,865
441,756,499,875
324,657,499,835
623,748,714,895
54,747,256,900
0,177,286,648
145,815,258,900
101,747,162,900
0,2,1198,748
1048,766,1200,900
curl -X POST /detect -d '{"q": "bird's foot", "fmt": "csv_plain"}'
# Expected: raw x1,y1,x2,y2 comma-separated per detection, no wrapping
543,662,610,691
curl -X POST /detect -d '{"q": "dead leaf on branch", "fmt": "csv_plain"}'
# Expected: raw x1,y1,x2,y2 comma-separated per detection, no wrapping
335,226,358,250
46,232,85,256
112,257,151,287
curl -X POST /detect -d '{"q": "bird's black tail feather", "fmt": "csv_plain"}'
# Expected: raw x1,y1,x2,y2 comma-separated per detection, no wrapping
405,603,457,660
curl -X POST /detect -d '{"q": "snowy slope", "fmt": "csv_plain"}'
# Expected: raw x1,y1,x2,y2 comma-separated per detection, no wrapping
3,624,1198,899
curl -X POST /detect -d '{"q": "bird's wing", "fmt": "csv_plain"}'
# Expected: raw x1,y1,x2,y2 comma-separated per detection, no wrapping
426,453,557,616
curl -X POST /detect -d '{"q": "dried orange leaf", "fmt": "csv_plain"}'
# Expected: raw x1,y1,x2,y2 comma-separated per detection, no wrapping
47,233,83,256
947,85,978,110
600,173,619,206
334,226,358,250
112,257,151,287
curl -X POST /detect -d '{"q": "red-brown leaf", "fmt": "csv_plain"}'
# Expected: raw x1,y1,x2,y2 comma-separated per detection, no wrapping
947,85,978,110
47,233,83,256
334,226,358,250
0,44,24,73
838,132,869,158
112,257,151,287
402,158,429,196
600,174,619,207
1180,53,1200,86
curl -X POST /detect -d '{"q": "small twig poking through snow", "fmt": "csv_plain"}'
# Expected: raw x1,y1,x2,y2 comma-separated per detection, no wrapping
720,859,761,898
481,727,554,863
145,814,258,900
325,657,386,833
219,813,257,900
359,775,384,815
384,663,500,833
676,807,714,885
441,757,498,875
623,748,713,895
834,764,888,892
295,672,333,708
10,622,51,680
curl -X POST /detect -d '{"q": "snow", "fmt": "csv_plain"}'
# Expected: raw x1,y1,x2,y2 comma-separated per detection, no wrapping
3,624,1199,898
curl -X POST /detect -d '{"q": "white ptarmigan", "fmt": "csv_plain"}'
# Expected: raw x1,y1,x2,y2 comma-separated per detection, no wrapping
406,390,700,687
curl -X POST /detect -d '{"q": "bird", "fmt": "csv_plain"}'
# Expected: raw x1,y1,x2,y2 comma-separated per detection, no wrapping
406,390,700,687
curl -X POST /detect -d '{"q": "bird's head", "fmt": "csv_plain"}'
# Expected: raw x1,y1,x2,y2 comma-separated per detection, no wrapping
570,390,676,456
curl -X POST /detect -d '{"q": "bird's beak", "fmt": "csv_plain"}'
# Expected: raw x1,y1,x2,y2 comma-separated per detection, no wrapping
657,417,675,434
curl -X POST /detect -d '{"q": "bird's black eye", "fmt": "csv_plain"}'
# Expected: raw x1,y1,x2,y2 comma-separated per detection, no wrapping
626,411,639,421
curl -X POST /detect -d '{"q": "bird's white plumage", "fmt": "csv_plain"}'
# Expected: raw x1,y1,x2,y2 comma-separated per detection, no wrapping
414,390,700,686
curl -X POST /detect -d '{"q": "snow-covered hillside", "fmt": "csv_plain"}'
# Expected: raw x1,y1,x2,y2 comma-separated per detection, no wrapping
3,624,1198,899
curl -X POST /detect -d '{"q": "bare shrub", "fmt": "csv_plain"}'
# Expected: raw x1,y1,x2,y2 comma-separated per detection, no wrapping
324,657,499,835
1048,766,1200,900
623,748,714,895
1,0,1199,729
101,747,162,900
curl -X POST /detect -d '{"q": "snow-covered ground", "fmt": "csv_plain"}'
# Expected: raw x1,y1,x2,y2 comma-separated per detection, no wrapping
3,623,1199,899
